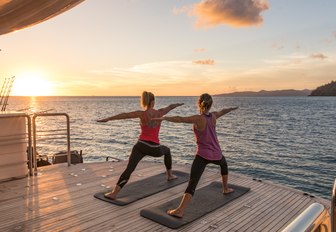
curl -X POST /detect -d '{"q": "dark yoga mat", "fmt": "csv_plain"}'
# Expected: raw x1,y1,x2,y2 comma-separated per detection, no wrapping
140,182,250,229
94,170,189,206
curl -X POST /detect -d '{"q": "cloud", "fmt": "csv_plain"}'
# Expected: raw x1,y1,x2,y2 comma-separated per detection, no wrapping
194,48,206,52
56,53,335,96
82,60,228,95
172,5,191,15
310,53,328,60
190,0,269,28
193,59,215,65
272,42,284,50
233,53,336,92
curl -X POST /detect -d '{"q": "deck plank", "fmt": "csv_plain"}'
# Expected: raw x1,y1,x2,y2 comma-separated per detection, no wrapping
1,162,172,231
0,161,330,232
39,164,187,231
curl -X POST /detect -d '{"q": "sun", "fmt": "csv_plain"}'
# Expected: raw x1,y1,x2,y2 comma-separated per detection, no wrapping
10,71,54,96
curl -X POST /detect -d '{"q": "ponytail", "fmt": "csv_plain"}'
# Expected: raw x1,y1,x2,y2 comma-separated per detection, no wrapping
198,93,213,113
141,91,155,109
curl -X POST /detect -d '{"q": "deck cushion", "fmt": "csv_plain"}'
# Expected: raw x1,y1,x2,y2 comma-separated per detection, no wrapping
140,181,250,229
94,170,189,206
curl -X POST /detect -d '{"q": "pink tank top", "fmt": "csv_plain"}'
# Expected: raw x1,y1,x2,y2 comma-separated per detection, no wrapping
193,113,222,160
138,111,161,144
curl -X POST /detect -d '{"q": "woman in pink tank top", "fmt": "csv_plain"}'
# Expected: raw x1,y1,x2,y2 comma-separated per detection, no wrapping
153,93,238,218
97,91,183,200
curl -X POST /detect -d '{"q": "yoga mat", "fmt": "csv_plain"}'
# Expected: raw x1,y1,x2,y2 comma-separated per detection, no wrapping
94,170,189,206
140,182,250,229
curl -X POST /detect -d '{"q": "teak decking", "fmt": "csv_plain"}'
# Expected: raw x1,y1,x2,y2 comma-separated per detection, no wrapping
0,161,330,231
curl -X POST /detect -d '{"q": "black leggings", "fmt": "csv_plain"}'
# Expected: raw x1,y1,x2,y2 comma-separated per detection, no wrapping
117,140,172,188
185,155,228,196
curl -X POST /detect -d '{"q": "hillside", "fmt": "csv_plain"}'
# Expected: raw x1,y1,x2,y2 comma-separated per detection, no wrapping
216,89,311,97
310,81,336,96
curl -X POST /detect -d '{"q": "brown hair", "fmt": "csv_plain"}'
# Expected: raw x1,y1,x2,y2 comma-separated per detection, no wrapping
198,93,213,113
141,91,155,109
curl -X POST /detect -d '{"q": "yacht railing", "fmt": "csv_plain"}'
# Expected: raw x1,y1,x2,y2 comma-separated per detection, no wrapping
283,178,336,232
282,203,329,232
32,113,70,174
332,179,336,232
0,113,32,176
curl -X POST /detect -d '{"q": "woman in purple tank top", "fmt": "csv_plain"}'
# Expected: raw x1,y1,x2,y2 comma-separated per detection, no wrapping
153,93,238,218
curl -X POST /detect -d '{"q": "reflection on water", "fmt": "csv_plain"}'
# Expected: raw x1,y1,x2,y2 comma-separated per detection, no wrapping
7,96,336,199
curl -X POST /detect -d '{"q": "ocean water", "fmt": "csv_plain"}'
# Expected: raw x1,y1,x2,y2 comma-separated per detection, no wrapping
7,96,336,199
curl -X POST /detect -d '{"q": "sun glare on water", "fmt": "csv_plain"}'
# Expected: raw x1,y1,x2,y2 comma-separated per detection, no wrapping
11,71,54,96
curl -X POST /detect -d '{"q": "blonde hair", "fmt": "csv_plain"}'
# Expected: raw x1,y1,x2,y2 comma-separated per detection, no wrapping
141,91,155,109
198,93,213,113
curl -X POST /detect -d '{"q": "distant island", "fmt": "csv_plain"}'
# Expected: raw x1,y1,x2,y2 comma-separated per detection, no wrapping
216,81,336,97
215,89,311,97
310,81,336,96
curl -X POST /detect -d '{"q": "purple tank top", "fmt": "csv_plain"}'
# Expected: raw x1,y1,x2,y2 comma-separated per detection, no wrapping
193,113,222,160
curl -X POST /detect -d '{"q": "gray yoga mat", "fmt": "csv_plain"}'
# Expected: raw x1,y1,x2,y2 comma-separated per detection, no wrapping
140,182,250,229
94,170,189,206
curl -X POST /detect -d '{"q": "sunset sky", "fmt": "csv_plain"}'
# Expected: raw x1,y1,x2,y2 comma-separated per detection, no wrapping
1,0,336,96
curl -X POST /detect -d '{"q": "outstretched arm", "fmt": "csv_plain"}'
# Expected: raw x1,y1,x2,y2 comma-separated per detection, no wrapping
213,107,238,119
97,110,142,122
159,103,184,115
153,114,205,130
160,115,199,124
154,114,204,130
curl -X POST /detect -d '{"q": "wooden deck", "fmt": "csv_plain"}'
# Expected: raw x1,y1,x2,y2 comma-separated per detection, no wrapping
0,161,330,231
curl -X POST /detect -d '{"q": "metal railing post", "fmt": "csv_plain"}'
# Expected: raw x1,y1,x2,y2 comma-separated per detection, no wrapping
65,113,71,167
32,114,38,174
25,115,32,176
33,113,71,169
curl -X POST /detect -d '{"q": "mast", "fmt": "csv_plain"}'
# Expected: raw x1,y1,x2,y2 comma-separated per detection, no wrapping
0,77,9,106
0,76,15,111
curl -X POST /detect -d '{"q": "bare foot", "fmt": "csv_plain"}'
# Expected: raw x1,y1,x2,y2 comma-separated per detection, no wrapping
167,174,178,181
167,209,183,218
223,188,234,195
104,192,117,200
